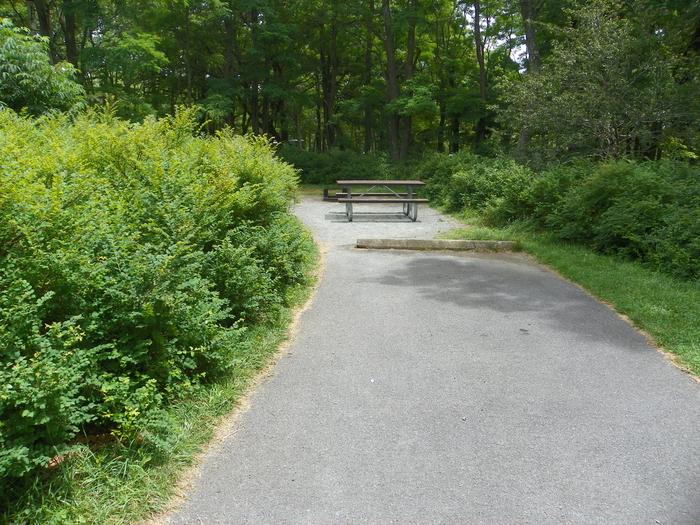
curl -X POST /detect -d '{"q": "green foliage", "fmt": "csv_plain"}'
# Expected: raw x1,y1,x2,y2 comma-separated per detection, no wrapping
417,153,700,279
412,151,474,203
420,152,532,213
0,107,313,485
82,32,167,86
81,31,168,120
483,160,591,225
501,0,700,162
277,145,390,184
0,18,84,114
1,0,698,157
549,161,700,278
0,268,94,478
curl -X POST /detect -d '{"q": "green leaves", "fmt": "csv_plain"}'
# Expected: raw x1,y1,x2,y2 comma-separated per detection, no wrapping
0,19,84,115
501,0,700,162
418,151,700,279
0,107,313,483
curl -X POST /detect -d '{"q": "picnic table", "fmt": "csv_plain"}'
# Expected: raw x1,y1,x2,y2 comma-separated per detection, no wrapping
336,179,428,222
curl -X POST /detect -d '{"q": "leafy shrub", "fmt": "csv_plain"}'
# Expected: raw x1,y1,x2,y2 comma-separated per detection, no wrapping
421,152,533,214
479,160,593,226
0,107,313,483
0,267,95,478
276,145,389,184
0,18,84,114
411,151,473,203
413,152,700,279
548,161,700,277
647,206,700,280
527,163,591,224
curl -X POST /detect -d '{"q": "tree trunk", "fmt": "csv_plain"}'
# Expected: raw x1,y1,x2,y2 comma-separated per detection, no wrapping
363,0,375,153
435,18,447,153
250,84,260,134
273,61,287,141
473,0,488,143
182,5,194,103
450,116,460,153
62,0,78,66
448,72,459,152
437,100,446,153
319,45,328,149
223,13,237,126
279,98,289,142
315,71,322,150
262,90,271,135
250,8,260,134
518,0,540,70
320,6,339,150
399,0,417,161
32,0,59,63
223,15,236,77
516,0,541,161
381,0,400,162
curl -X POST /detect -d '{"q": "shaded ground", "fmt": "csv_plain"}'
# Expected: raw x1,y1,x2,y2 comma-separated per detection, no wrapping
293,198,459,245
168,200,699,525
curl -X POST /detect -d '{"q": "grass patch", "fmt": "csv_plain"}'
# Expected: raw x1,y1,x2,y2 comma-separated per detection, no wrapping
440,209,700,378
2,237,320,525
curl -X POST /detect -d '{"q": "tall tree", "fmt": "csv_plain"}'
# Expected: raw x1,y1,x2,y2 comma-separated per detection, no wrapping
518,0,540,70
381,0,401,160
471,0,488,143
2,0,695,159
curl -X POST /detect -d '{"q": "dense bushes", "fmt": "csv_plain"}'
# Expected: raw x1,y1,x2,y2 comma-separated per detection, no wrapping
419,153,699,279
0,108,313,482
548,162,700,279
276,145,389,184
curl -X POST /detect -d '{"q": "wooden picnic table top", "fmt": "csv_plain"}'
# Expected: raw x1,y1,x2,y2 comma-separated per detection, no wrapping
336,179,425,186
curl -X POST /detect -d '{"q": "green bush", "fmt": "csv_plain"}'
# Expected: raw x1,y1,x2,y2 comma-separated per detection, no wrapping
411,151,474,203
0,107,313,483
420,152,533,214
647,206,700,280
276,145,389,184
414,152,699,279
480,161,591,226
550,161,700,278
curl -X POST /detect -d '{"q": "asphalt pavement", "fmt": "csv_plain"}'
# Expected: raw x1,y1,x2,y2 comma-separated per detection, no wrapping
168,199,699,525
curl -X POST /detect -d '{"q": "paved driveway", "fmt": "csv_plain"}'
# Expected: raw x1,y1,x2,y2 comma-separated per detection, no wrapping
168,199,699,525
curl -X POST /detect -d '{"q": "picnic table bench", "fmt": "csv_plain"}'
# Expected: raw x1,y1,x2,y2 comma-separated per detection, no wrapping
336,179,428,222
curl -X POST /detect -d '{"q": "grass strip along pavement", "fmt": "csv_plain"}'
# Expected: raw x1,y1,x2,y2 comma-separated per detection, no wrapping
440,210,700,379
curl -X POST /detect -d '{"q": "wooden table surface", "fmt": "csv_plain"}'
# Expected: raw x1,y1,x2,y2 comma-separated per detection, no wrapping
336,179,425,186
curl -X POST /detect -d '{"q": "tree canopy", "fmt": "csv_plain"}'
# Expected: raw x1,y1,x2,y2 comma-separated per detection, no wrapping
1,0,698,162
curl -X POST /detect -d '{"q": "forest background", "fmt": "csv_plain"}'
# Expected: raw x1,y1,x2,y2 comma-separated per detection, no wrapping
1,1,700,522
2,0,699,163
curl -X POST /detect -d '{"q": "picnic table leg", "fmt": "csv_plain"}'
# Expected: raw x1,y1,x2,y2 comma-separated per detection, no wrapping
407,185,414,220
342,187,350,221
344,187,353,222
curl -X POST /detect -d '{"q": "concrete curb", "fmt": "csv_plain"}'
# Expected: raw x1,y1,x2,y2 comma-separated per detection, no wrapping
356,238,517,251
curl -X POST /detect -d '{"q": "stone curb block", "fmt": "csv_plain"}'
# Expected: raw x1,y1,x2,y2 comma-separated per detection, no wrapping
356,238,516,251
